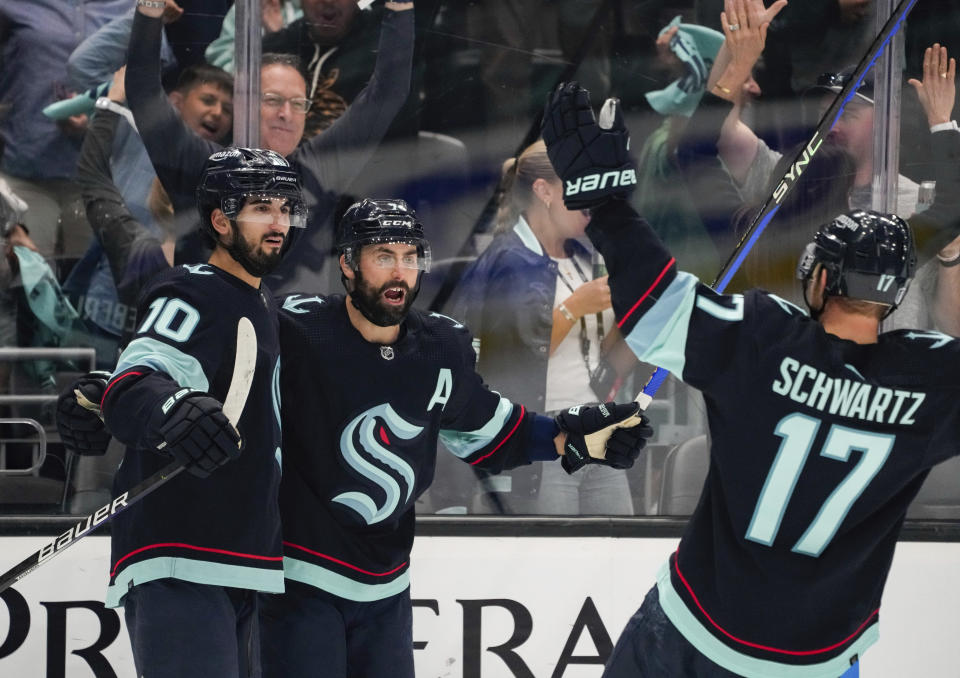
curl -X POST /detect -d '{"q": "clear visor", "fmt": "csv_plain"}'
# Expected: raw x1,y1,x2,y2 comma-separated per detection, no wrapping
222,193,307,229
368,247,431,271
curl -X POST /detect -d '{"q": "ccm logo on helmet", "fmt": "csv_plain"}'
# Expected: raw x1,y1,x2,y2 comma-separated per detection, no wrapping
565,169,637,197
381,219,412,227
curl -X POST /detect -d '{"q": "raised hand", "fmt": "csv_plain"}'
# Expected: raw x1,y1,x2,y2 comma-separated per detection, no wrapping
908,43,957,127
541,83,636,210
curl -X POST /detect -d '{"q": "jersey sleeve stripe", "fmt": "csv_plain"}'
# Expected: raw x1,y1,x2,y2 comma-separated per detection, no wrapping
623,272,698,376
438,396,514,459
468,404,525,466
617,257,676,329
113,336,210,392
101,370,143,409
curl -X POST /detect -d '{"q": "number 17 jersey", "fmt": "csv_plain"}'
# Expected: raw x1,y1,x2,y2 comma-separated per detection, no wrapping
637,279,960,676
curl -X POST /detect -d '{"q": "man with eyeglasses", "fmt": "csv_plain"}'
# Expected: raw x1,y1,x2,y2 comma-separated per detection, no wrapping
125,0,414,289
262,0,408,139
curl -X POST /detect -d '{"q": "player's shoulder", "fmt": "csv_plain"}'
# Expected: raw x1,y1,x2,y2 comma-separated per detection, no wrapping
740,289,818,337
275,291,335,319
880,329,960,380
138,263,227,305
412,309,471,336
408,308,478,368
746,288,810,319
410,309,474,349
686,284,811,330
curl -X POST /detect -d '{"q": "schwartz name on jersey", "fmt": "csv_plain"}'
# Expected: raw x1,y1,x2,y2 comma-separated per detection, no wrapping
102,264,285,607
589,200,960,677
277,293,558,601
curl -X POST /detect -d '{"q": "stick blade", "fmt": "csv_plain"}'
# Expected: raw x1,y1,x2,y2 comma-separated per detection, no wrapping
222,317,257,428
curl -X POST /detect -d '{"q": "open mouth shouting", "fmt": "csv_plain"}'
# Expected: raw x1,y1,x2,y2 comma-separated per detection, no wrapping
382,285,407,306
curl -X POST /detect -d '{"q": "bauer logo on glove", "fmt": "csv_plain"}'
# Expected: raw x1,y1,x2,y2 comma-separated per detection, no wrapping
541,81,637,210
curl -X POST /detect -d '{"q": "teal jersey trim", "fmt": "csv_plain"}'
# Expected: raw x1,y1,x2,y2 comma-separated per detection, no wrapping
655,562,877,678
623,272,699,377
439,395,514,459
105,557,285,608
283,556,410,602
113,336,210,392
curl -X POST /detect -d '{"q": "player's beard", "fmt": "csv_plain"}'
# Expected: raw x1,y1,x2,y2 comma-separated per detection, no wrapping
350,268,418,327
224,221,284,278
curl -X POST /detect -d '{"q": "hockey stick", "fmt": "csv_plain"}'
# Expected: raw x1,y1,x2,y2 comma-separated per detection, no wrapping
582,0,917,459
0,316,258,594
634,0,917,403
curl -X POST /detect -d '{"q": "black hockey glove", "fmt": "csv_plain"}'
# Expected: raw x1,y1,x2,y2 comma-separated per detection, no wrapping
604,415,654,469
541,81,636,210
56,371,113,456
155,391,243,478
556,401,652,474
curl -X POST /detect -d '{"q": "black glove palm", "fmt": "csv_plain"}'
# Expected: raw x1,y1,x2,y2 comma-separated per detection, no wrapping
556,401,653,473
541,81,636,210
156,392,243,478
56,371,112,456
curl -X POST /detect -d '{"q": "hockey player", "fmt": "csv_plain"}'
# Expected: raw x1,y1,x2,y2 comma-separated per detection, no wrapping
542,81,960,677
55,193,652,676
259,198,654,677
91,148,304,677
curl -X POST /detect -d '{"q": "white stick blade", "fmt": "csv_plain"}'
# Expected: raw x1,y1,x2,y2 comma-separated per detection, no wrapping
222,316,257,427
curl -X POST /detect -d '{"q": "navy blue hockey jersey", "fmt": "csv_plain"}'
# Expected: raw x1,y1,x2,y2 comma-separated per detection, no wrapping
102,264,285,607
588,200,960,677
276,294,558,601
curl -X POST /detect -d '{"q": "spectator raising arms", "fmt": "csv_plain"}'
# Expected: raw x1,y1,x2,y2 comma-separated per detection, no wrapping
125,0,414,290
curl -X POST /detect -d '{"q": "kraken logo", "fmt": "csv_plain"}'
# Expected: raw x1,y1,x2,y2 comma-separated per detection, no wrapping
334,404,422,524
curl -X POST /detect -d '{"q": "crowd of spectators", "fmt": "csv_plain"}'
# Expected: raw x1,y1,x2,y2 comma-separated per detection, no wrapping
1,0,959,517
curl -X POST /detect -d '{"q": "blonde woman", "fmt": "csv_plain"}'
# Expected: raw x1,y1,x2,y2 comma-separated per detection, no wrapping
453,140,635,515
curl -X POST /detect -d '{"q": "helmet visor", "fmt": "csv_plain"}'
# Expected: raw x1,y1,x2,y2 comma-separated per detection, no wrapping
352,237,432,272
222,192,307,229
368,247,430,271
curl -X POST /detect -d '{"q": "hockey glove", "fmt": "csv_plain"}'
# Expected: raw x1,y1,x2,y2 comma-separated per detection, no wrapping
604,415,654,469
56,371,113,456
155,391,243,478
541,81,637,210
556,401,652,474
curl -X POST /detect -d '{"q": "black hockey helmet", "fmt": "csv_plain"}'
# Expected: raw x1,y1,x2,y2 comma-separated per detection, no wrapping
196,147,306,246
336,199,431,272
797,209,915,310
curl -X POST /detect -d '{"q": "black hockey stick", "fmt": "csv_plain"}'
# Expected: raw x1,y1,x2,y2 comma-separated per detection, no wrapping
0,316,258,594
634,0,918,401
